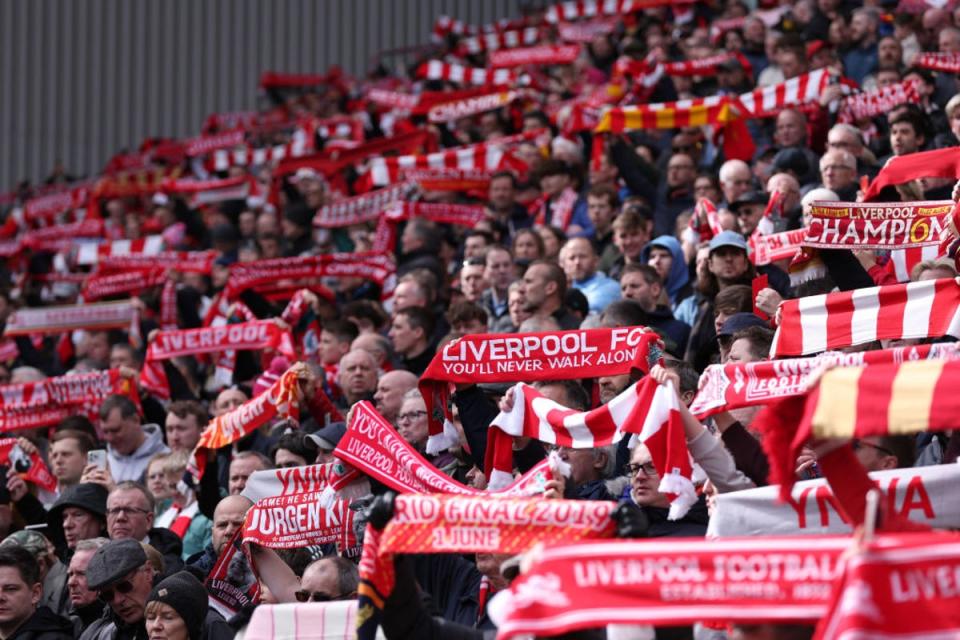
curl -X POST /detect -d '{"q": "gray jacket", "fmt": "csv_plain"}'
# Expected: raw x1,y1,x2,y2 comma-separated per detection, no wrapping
107,423,170,484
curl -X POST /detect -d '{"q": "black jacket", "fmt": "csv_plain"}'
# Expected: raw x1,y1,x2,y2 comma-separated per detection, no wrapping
6,607,73,640
410,554,493,630
147,527,184,577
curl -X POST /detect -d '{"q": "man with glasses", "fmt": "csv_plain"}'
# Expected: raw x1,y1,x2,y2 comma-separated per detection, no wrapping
106,482,183,576
248,548,359,604
818,149,859,202
852,436,915,472
80,539,156,640
624,443,709,538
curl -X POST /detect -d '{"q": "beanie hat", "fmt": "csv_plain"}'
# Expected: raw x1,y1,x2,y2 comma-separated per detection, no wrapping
147,571,208,640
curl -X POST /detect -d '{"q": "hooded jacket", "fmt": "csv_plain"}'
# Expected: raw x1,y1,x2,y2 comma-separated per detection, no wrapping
640,236,691,309
6,606,73,640
107,424,169,483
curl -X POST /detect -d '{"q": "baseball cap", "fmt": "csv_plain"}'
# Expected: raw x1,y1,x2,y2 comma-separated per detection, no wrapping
730,190,769,214
717,312,769,338
708,230,749,253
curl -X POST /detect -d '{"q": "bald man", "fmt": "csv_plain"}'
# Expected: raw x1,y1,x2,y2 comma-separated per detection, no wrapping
337,350,379,407
187,495,253,579
373,370,419,424
560,237,621,314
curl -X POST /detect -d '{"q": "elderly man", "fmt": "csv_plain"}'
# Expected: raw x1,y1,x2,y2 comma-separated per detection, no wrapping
227,452,272,496
66,538,109,630
826,124,875,177
373,370,419,425
560,237,621,314
106,483,182,576
819,149,859,201
250,547,359,604
335,349,379,407
47,484,108,557
718,160,753,206
80,539,156,640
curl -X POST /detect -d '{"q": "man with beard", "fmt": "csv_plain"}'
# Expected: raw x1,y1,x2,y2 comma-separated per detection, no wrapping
516,261,579,330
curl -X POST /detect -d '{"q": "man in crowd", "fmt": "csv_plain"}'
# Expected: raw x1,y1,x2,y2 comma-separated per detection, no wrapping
99,396,168,484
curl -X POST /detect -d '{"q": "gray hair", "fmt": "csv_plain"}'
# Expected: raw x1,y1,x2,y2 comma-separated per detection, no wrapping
829,123,864,148
593,445,618,479
75,537,110,553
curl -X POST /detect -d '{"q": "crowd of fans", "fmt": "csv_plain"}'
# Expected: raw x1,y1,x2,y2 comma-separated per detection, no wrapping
0,0,958,638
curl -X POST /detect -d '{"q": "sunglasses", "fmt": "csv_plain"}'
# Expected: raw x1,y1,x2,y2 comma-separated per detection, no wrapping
98,577,137,602
294,589,350,603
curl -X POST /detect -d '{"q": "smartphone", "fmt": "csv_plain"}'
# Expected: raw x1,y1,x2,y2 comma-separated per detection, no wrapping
9,445,30,473
87,450,107,471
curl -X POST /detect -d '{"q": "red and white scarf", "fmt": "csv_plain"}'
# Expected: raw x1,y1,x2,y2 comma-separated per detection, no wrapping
402,168,492,192
22,183,92,225
557,16,620,43
427,90,520,123
206,128,312,172
815,532,960,640
752,229,805,266
457,27,540,55
533,186,579,231
770,277,960,358
141,320,294,399
913,51,960,74
242,494,357,554
313,183,411,228
162,175,258,207
19,219,104,252
363,142,509,188
97,250,218,275
684,197,724,244
492,536,848,639
0,439,57,491
188,364,304,481
419,327,663,455
384,201,487,227
489,377,695,519
224,254,395,301
75,236,166,266
737,69,831,117
488,44,581,69
543,0,691,23
802,200,951,250
331,401,556,505
182,130,246,157
416,61,517,87
357,494,617,640
82,268,168,301
863,147,960,201
838,80,921,124
888,245,945,283
690,342,960,419
4,301,137,336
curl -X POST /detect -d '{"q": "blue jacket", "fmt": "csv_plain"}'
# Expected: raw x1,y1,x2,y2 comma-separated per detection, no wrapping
641,236,691,309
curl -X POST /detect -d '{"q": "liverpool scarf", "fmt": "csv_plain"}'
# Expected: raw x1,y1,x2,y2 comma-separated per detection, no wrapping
427,90,520,123
4,301,137,336
188,364,305,481
802,200,951,250
83,268,168,301
96,250,218,275
762,359,960,500
770,277,960,357
402,168,492,192
752,229,805,265
543,0,694,23
838,80,921,124
419,327,663,454
384,201,487,228
242,494,357,554
737,69,831,117
690,342,960,419
141,320,294,399
912,52,960,74
557,16,619,43
415,61,517,87
457,27,540,54
182,130,246,157
596,96,739,132
206,528,260,619
488,377,695,518
224,254,395,301
488,44,580,68
357,494,616,640
863,147,960,201
815,532,960,640
333,401,555,503
492,536,848,639
313,184,412,228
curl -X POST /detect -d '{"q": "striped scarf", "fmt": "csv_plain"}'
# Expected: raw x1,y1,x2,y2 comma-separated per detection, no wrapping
488,377,695,519
770,278,960,358
457,27,540,55
415,61,517,87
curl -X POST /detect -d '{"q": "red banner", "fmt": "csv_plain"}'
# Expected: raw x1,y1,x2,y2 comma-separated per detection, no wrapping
494,536,848,639
752,229,805,265
803,201,951,250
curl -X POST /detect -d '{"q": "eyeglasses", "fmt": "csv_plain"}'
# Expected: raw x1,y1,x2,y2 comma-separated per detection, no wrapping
821,164,853,172
106,506,152,518
624,462,658,477
396,410,427,423
852,439,894,457
294,589,351,603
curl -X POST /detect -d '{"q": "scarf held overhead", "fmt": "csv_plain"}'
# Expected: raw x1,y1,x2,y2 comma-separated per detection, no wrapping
418,326,663,454
802,200,951,250
487,377,695,519
4,301,137,336
770,277,960,357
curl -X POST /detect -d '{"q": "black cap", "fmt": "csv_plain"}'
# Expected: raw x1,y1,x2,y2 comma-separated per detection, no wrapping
86,539,148,590
730,190,769,214
772,148,810,178
284,202,314,229
147,571,208,640
717,57,744,72
47,483,107,540
565,288,589,317
718,312,769,338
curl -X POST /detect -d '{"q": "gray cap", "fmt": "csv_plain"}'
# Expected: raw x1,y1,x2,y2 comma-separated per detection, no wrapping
86,538,147,590
708,230,749,253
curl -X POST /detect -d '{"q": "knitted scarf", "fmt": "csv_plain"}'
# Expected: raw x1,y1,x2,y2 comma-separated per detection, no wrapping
802,200,951,250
